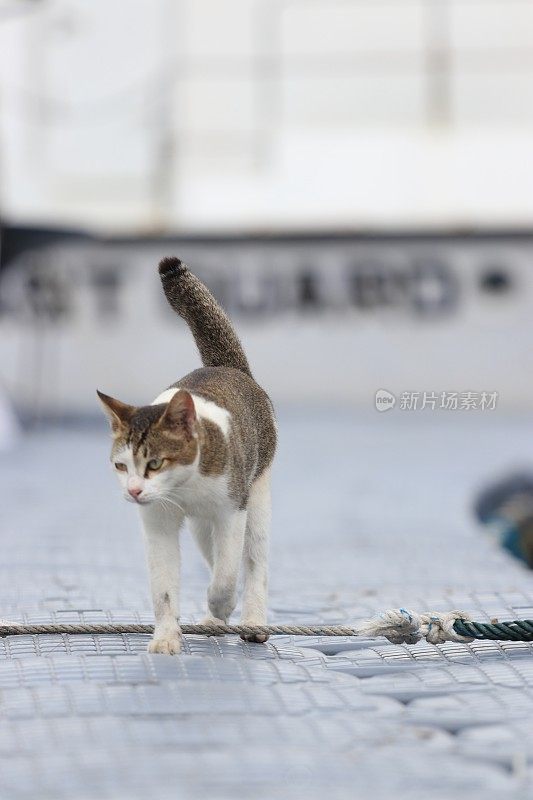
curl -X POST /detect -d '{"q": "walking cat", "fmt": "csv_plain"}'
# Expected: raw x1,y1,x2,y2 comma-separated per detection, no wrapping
98,258,276,654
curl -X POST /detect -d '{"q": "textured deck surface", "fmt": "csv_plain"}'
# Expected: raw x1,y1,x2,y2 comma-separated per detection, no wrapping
2,410,533,799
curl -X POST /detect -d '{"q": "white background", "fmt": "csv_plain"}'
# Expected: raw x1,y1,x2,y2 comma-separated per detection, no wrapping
1,0,533,231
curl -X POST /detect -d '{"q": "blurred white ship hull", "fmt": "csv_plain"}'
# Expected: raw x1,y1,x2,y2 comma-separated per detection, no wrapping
0,232,531,416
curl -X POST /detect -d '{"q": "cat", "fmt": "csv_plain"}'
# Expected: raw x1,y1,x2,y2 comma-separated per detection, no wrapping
97,257,276,654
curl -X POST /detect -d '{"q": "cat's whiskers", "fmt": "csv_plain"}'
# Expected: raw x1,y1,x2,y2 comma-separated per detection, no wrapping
161,493,185,514
158,497,173,514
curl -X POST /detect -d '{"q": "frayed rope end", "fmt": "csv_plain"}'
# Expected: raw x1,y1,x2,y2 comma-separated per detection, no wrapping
355,608,474,645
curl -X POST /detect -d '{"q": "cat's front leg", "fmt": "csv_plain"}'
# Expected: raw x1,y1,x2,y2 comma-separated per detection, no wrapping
203,509,246,625
140,504,183,655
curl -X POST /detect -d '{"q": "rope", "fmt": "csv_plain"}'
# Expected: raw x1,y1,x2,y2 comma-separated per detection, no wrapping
0,610,532,644
453,618,533,642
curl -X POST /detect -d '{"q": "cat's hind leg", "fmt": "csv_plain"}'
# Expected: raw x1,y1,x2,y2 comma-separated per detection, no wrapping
240,467,271,642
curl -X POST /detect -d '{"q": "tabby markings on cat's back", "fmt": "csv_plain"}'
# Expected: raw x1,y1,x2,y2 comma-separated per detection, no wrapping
152,388,231,438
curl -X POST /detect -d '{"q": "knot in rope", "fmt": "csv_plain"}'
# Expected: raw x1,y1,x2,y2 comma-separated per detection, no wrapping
356,608,474,645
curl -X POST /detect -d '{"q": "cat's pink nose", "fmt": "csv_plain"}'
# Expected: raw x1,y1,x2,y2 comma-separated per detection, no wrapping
128,486,143,499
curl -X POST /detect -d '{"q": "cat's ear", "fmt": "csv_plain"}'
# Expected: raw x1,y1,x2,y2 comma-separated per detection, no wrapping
157,390,196,437
97,390,135,432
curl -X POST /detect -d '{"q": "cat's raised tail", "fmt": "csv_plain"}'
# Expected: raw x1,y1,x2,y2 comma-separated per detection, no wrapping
158,257,252,378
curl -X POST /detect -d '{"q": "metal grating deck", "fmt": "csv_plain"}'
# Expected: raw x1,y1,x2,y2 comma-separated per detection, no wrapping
1,411,533,798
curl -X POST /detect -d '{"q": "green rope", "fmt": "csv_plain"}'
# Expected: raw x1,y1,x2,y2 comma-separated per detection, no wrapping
453,618,533,642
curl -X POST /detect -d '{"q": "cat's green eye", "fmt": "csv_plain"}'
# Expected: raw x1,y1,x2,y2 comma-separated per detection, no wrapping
114,462,127,472
147,458,163,471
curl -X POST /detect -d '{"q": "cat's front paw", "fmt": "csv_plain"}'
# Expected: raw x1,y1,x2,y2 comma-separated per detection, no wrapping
239,619,269,643
148,630,182,655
